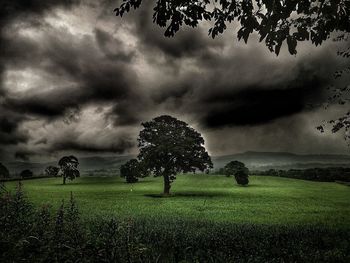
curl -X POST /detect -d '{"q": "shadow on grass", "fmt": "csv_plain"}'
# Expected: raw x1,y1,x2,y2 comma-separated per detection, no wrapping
144,192,224,198
123,180,154,184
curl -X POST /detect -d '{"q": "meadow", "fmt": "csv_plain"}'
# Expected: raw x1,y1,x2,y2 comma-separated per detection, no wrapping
5,174,350,228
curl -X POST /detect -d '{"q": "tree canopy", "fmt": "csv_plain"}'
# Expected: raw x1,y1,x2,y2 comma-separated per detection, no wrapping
120,159,147,183
20,169,33,178
138,115,212,194
58,156,80,185
224,160,249,185
115,0,350,56
45,166,60,177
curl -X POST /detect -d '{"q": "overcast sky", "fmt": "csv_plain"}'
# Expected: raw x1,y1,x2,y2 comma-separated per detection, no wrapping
1,0,349,162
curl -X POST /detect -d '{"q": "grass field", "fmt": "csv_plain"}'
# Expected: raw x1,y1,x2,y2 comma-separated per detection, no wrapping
4,175,350,228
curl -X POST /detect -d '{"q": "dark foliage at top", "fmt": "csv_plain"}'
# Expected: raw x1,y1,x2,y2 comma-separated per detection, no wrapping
224,160,249,185
20,169,33,178
256,167,350,182
115,0,350,56
138,115,212,194
58,156,80,185
0,163,10,178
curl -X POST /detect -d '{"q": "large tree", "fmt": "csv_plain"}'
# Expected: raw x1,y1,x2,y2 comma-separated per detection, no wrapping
58,156,80,185
138,115,212,195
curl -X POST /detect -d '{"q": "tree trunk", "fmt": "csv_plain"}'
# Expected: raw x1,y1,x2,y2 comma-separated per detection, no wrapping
63,176,66,185
163,174,171,195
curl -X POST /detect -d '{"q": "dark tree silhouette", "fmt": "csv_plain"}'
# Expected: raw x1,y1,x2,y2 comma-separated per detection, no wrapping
138,115,213,195
0,163,10,178
44,166,60,177
224,161,249,186
58,156,80,185
114,0,350,56
20,169,33,178
120,159,143,183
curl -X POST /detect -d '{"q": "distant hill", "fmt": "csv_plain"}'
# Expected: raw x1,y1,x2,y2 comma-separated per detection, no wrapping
3,151,350,175
212,151,350,171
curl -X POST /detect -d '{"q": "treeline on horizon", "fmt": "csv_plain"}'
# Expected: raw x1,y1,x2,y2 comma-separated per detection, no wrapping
252,167,350,182
2,162,350,183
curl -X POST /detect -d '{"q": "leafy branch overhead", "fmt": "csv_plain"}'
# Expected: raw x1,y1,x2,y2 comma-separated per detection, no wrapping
115,0,350,56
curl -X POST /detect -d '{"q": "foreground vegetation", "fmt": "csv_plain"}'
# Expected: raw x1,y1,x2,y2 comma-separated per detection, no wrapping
1,181,350,262
4,175,350,228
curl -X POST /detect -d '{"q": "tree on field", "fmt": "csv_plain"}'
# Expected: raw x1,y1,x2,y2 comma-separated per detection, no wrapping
44,166,60,177
0,163,10,178
120,159,146,183
138,115,213,195
224,161,249,186
115,1,350,142
20,169,33,178
58,156,80,185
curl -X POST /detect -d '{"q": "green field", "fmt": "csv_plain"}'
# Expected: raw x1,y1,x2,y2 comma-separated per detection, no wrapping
4,175,350,228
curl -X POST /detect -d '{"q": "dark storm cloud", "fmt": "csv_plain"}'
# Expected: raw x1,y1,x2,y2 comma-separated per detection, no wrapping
0,0,80,21
0,107,29,145
52,138,134,154
0,0,348,161
0,0,81,88
127,2,224,60
14,151,31,161
201,71,326,127
95,28,136,62
1,17,143,124
0,1,144,158
0,117,17,134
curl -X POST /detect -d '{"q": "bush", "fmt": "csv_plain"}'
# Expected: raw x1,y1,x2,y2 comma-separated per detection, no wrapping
120,159,141,183
224,161,250,186
20,169,33,178
256,167,350,182
44,166,59,177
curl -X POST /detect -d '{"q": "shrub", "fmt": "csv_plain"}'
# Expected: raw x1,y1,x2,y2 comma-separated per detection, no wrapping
120,159,140,183
44,166,59,177
224,161,250,186
20,169,33,178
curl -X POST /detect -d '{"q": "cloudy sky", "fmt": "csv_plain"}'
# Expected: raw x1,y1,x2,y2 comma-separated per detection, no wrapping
0,0,349,162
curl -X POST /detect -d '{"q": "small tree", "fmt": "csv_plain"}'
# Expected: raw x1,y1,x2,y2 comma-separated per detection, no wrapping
138,115,213,195
0,163,10,178
45,166,60,177
120,159,142,183
58,156,80,185
224,161,249,186
20,169,33,178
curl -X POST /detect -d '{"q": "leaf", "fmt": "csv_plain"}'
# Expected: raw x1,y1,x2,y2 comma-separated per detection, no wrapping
275,41,283,56
287,36,297,55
